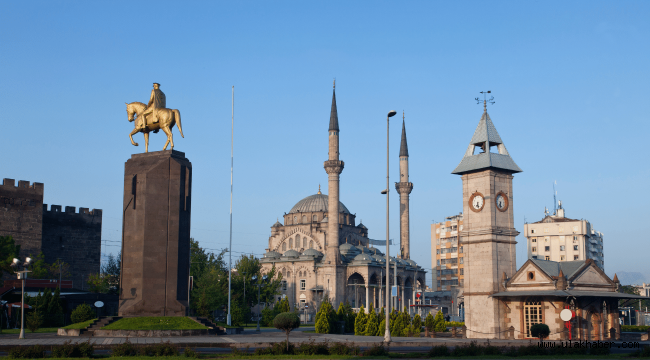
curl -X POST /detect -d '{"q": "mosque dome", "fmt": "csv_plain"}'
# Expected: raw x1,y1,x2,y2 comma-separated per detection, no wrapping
282,250,301,258
353,253,373,262
357,222,367,230
339,243,359,258
272,220,283,227
302,248,323,258
406,259,418,267
289,193,350,214
356,245,371,254
371,254,385,263
264,251,281,259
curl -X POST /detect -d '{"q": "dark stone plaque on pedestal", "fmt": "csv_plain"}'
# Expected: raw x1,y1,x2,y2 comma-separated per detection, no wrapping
119,150,191,316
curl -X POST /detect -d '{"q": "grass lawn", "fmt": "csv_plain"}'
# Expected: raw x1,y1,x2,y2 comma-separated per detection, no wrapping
102,317,208,330
62,318,97,329
0,327,59,334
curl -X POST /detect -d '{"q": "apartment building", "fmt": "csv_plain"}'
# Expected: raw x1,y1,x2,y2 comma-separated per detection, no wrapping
431,213,464,291
523,201,604,270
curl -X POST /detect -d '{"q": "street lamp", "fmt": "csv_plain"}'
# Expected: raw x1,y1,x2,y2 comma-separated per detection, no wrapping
10,257,33,339
251,275,267,332
383,109,397,342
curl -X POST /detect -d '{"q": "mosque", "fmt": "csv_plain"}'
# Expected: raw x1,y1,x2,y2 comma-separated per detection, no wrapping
260,85,426,317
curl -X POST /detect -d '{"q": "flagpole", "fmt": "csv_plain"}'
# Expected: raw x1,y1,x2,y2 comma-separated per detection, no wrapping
227,86,234,326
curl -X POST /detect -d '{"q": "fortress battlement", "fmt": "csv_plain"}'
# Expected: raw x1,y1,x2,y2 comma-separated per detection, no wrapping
43,204,103,217
1,178,44,194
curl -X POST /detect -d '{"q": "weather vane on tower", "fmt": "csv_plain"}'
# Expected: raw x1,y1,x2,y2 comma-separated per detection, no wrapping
475,90,495,111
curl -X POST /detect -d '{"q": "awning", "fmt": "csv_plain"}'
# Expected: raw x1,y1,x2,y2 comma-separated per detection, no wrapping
491,290,648,300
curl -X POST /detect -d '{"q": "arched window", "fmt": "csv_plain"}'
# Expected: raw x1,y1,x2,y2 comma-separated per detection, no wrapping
302,215,307,223
313,215,317,222
309,240,314,249
287,271,291,278
303,238,307,248
282,242,286,251
289,238,293,249
524,299,542,338
295,235,300,248
294,215,298,223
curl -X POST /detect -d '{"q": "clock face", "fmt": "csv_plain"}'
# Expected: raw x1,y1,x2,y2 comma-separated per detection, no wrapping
469,192,485,212
495,191,509,212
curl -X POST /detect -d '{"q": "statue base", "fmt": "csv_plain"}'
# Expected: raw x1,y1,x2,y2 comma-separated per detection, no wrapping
119,150,191,317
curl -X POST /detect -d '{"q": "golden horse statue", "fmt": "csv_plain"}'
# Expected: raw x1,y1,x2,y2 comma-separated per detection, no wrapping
125,102,184,153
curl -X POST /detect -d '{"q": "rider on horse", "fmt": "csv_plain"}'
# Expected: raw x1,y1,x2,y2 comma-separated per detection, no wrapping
137,83,166,131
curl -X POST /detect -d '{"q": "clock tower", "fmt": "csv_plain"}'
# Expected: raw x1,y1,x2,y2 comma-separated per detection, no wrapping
452,101,522,339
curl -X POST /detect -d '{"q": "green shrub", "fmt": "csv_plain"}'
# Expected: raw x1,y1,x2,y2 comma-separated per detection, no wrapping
70,304,95,324
452,341,482,357
354,305,367,335
26,311,43,333
254,341,294,355
294,339,329,355
363,343,389,357
51,340,94,358
483,345,502,355
328,341,360,355
629,345,650,358
8,345,45,358
183,347,199,358
139,341,178,356
111,339,138,357
530,323,550,340
622,325,650,332
315,300,334,334
424,312,435,332
273,312,300,351
364,306,378,336
428,345,449,357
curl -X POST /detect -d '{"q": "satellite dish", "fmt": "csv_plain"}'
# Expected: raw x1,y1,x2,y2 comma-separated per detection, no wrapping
560,309,572,321
94,301,104,308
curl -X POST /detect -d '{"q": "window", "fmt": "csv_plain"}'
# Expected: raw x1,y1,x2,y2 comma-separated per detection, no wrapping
282,243,286,251
289,238,293,249
532,247,537,252
560,245,565,251
437,260,440,266
531,229,536,234
294,216,297,223
309,240,313,249
302,215,307,223
282,281,287,291
460,268,464,275
545,256,550,260
532,255,537,259
527,272,535,280
531,238,537,243
436,249,440,255
303,238,307,248
313,215,317,222
524,299,542,337
573,236,578,242
296,235,300,247
545,237,550,242
559,236,565,242
573,245,578,251
459,246,463,253
436,239,440,245
460,257,464,264
574,255,579,260
560,255,566,261
545,246,550,252
300,279,306,291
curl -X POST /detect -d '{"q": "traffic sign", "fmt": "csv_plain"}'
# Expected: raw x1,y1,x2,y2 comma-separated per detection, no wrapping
391,286,397,297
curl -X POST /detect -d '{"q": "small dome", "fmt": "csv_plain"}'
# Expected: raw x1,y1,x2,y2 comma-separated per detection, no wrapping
357,222,367,230
356,245,371,253
353,253,373,262
282,250,301,258
264,251,281,259
406,259,418,267
302,248,323,257
371,247,383,256
339,243,359,257
289,193,350,214
272,220,283,227
371,254,385,263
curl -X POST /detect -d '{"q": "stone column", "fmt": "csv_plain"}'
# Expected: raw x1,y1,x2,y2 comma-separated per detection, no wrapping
366,284,370,313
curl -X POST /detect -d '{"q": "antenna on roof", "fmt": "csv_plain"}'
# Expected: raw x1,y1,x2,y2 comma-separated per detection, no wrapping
475,90,495,112
553,181,557,215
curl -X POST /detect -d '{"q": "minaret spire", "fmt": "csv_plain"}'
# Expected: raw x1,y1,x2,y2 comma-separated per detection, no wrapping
395,114,413,259
324,83,345,306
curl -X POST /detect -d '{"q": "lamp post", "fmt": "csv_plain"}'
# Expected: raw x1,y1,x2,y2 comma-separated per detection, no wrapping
10,257,33,339
383,109,397,342
251,275,267,332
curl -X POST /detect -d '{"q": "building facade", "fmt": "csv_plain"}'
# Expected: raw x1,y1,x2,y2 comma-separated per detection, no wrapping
259,86,426,317
0,178,102,288
431,213,464,291
523,201,605,270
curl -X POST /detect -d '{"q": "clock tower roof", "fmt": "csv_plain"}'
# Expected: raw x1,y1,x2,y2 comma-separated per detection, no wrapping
452,109,522,175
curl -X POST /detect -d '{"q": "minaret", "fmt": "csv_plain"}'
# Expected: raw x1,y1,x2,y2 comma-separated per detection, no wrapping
323,81,345,304
395,114,413,259
452,97,521,339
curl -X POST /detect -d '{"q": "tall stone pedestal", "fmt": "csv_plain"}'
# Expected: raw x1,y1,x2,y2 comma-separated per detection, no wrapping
119,150,191,316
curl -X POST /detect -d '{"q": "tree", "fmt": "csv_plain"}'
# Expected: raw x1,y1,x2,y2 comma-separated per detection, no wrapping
87,273,110,293
433,310,446,332
376,308,386,336
102,253,121,294
0,236,19,279
424,312,435,333
277,297,291,313
315,300,333,334
364,305,378,336
412,314,422,332
273,312,300,351
354,305,367,335
26,311,43,333
70,304,95,324
345,302,356,333
530,323,550,340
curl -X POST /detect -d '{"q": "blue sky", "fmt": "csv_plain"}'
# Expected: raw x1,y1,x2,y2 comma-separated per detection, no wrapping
1,1,648,286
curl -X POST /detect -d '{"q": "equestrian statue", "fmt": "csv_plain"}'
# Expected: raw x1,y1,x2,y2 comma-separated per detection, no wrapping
126,83,183,152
